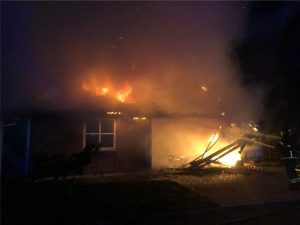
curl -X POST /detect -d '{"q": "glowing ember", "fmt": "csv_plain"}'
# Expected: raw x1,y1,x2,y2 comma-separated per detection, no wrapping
201,86,208,92
220,112,226,116
248,122,259,132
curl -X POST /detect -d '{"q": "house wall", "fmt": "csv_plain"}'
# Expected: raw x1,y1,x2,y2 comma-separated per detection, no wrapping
85,119,151,173
29,116,151,175
115,119,151,172
30,116,83,174
2,118,31,176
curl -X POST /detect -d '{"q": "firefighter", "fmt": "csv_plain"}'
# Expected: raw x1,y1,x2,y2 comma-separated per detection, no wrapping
277,128,300,190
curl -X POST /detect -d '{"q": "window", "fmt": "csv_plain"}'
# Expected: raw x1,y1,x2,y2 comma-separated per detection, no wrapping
83,119,116,150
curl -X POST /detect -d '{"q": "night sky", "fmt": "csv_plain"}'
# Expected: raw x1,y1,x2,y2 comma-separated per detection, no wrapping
2,2,300,130
234,2,300,131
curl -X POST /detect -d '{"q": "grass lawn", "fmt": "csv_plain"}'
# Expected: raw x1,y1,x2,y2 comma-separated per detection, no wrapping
2,179,216,225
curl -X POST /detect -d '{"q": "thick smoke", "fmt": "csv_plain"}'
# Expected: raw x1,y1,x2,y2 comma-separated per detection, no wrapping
71,3,262,122
3,2,262,122
82,3,260,119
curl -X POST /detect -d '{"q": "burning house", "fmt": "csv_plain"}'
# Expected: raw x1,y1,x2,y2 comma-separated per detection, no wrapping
3,102,249,178
2,74,267,178
2,2,270,177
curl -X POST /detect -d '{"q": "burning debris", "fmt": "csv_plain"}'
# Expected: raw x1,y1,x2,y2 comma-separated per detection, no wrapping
183,124,282,170
152,119,281,171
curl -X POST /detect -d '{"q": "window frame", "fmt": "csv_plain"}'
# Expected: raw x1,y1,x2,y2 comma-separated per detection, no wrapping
83,119,116,151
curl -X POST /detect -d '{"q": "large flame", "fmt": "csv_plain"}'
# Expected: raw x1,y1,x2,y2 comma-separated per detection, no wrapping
82,82,132,103
205,133,241,167
218,151,241,166
115,84,133,103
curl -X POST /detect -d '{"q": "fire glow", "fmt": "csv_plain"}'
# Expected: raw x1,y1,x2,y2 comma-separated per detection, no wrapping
205,133,241,167
218,151,241,166
82,82,132,103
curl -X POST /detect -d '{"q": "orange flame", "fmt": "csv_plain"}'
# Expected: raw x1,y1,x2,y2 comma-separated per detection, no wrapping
95,87,109,96
203,133,241,167
218,151,241,166
82,82,132,103
116,86,132,103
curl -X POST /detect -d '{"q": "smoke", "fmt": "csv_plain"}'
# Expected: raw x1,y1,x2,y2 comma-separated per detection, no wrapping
67,2,262,122
3,2,263,122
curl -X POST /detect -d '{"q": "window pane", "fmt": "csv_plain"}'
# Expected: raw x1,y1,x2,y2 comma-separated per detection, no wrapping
86,120,99,133
101,119,114,133
86,134,100,147
101,134,114,147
